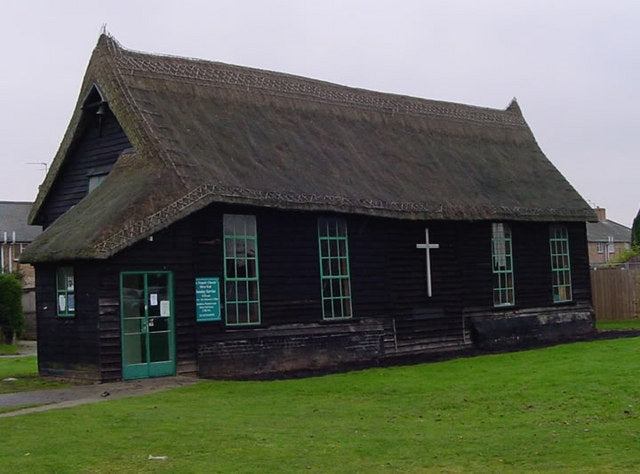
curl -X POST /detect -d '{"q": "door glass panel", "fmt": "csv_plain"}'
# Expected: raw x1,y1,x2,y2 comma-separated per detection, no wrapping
122,273,146,367
122,271,174,379
124,333,146,365
123,318,142,333
147,273,169,318
149,317,169,332
149,332,170,362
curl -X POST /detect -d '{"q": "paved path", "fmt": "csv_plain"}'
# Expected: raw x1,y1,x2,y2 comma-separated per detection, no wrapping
0,376,198,417
0,339,37,358
1,341,199,417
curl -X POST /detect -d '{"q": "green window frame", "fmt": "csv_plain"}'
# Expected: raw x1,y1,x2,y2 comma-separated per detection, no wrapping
56,266,75,317
549,225,572,303
223,214,261,325
492,223,515,307
318,217,353,320
88,173,107,193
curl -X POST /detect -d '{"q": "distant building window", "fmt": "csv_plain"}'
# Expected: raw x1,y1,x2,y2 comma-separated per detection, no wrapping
607,238,615,254
596,242,605,254
88,174,107,193
56,266,75,317
549,226,572,303
492,223,515,307
318,218,353,320
223,214,260,325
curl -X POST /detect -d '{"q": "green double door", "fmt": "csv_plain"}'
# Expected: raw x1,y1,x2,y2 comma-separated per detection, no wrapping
120,272,175,380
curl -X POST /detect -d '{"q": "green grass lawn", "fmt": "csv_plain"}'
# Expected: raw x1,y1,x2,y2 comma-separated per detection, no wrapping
596,319,640,330
0,356,68,394
0,344,19,355
1,338,639,473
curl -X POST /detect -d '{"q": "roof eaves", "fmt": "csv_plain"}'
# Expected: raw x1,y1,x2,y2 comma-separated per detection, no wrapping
88,182,595,259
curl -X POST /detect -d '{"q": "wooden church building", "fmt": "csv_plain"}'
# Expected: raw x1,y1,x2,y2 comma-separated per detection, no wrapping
22,35,596,382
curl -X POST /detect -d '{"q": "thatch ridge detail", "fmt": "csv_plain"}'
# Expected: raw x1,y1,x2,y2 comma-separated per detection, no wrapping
112,43,526,128
22,33,595,263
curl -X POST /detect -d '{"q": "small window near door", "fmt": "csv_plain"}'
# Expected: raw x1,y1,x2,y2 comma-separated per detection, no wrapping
56,266,75,317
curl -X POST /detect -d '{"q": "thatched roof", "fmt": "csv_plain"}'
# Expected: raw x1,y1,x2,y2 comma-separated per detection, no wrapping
23,34,594,262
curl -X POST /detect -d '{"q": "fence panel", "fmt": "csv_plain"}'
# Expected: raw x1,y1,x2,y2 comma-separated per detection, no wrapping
590,265,640,321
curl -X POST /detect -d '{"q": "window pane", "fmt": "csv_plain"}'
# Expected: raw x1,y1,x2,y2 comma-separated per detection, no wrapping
223,215,261,325
318,218,353,320
549,225,572,303
56,266,75,317
123,334,146,365
149,332,170,362
67,295,75,312
58,294,67,312
331,279,343,298
225,239,236,258
246,258,257,279
88,174,107,193
237,302,248,324
342,298,352,317
323,299,333,318
331,259,341,276
321,258,331,277
249,303,260,323
226,303,238,325
491,223,515,306
328,240,338,257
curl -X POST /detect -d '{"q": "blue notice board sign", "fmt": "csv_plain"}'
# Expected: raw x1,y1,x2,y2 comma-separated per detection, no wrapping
195,277,221,322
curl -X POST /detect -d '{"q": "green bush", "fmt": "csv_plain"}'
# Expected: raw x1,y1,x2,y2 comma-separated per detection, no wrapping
0,273,24,344
610,246,640,264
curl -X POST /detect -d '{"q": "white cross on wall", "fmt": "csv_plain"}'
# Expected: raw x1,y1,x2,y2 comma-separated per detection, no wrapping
416,228,440,297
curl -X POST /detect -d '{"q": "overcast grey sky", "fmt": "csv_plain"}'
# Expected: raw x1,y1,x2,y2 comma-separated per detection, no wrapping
0,0,638,226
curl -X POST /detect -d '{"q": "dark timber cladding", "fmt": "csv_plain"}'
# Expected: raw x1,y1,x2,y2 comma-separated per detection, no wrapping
38,106,131,227
24,34,596,381
34,204,593,380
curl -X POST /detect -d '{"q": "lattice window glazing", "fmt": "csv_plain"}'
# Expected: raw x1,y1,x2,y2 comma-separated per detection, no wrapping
549,225,572,303
223,214,260,325
318,218,353,320
492,223,515,307
56,266,75,317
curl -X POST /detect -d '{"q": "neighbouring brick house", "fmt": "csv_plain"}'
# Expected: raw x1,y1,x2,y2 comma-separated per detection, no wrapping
586,208,632,265
0,201,42,338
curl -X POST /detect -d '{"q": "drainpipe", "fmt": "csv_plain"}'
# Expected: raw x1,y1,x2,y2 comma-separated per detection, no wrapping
8,232,14,273
1,232,5,273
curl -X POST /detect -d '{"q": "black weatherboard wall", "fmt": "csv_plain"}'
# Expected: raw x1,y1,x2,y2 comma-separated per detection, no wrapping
34,203,594,380
38,105,131,227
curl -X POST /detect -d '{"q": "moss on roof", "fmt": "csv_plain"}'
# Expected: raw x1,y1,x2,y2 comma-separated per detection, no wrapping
22,34,595,262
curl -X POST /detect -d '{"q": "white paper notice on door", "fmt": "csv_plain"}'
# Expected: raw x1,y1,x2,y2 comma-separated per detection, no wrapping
150,293,158,306
160,300,170,317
